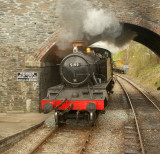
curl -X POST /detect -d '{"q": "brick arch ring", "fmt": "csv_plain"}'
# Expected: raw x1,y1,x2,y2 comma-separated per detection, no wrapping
33,16,160,61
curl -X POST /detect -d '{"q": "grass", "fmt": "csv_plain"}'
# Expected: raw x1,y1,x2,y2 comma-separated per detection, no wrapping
128,63,160,91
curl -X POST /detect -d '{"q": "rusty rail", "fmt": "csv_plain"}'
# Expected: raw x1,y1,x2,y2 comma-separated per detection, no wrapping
29,126,59,154
116,74,160,112
77,113,101,154
116,76,145,154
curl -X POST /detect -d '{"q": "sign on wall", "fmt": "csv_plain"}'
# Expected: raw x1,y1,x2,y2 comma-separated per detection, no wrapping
17,72,38,81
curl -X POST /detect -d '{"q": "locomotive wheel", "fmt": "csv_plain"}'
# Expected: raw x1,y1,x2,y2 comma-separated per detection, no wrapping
55,112,59,125
89,112,96,126
55,112,62,126
55,112,66,126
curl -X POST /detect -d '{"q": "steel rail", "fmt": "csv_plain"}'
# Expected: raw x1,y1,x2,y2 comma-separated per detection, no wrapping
142,89,160,106
77,114,100,154
29,126,59,154
116,74,160,112
29,118,98,154
116,76,145,154
78,127,93,154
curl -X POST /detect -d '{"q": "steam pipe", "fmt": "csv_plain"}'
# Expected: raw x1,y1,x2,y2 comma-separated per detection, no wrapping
93,73,98,85
55,98,67,111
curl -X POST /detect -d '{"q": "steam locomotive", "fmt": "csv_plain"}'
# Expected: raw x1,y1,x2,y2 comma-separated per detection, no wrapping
41,42,114,125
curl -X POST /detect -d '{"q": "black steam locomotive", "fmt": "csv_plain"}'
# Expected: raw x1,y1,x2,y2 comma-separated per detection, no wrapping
41,42,114,125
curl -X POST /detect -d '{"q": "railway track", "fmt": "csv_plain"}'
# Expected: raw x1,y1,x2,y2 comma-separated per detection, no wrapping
5,75,160,153
115,74,160,154
116,74,160,111
29,126,59,154
29,119,98,154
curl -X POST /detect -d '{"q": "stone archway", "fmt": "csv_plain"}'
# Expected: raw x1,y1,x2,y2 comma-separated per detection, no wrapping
33,19,160,61
32,13,160,112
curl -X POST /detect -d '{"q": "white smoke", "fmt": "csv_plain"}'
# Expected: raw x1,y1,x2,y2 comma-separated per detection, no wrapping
83,9,121,37
56,0,89,50
91,41,129,53
56,0,136,56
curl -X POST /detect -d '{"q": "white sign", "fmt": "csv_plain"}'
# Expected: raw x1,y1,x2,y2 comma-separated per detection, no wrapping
17,72,38,81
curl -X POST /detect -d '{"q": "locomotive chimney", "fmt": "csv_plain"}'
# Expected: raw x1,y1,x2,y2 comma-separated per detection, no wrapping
72,41,85,53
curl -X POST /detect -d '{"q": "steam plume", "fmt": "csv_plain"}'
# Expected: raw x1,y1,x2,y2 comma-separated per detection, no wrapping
55,0,136,57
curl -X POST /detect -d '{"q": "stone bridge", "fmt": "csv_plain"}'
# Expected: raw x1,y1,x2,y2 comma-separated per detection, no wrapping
0,0,160,112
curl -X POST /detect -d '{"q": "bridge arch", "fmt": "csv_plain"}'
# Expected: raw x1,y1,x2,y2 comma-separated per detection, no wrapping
34,17,160,62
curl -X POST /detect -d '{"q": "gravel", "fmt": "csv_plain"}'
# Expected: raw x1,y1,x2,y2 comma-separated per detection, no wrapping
44,111,55,127
4,123,54,154
3,79,141,154
85,80,134,153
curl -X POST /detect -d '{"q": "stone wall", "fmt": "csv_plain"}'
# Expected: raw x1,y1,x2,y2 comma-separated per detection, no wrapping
0,46,28,112
1,0,160,52
90,0,160,36
91,0,160,24
0,0,60,112
0,46,60,112
0,0,59,53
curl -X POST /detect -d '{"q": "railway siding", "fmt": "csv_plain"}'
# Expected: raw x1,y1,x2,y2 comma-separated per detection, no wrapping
116,75,160,153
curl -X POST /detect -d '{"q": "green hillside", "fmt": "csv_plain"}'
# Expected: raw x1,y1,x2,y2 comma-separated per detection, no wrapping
113,41,160,91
